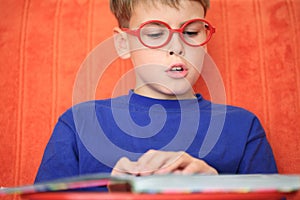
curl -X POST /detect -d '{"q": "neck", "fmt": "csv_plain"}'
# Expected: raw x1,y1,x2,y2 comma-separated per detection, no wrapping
133,87,196,100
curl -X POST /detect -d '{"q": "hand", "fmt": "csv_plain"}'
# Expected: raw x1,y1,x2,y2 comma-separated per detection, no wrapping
111,149,218,176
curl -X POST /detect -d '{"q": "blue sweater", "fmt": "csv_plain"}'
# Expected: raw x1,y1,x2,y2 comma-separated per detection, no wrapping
35,91,277,190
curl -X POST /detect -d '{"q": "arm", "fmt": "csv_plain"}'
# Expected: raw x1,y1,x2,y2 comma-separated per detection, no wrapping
238,117,278,174
35,115,79,183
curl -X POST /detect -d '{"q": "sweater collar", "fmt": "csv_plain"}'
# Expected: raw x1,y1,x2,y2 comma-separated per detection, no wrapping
124,90,205,110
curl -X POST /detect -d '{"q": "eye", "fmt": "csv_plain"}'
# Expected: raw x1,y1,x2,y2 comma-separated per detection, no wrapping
141,22,169,39
146,31,165,39
183,21,207,37
183,31,200,37
141,27,168,40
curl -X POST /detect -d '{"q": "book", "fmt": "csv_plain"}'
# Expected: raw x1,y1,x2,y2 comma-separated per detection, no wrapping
128,174,300,193
1,173,300,195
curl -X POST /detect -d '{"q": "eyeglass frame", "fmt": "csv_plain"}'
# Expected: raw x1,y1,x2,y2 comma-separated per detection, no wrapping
121,18,216,49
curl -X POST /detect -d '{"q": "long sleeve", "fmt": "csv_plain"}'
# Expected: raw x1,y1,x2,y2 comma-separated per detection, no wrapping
35,115,79,183
237,117,278,174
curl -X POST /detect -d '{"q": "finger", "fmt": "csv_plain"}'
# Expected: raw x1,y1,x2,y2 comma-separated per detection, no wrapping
181,160,218,175
137,150,185,175
111,157,138,176
159,154,218,175
173,170,183,175
136,149,165,175
155,151,189,174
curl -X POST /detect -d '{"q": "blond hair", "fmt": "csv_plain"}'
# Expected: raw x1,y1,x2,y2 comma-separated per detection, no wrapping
110,0,210,28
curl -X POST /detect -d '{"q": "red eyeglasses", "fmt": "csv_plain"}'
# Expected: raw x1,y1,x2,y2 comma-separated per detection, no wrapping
122,18,215,49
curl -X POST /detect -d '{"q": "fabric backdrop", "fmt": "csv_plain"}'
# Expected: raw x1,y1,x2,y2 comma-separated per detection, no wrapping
0,0,299,200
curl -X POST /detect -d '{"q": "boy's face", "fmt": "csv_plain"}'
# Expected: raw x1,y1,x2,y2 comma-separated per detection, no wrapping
124,1,206,99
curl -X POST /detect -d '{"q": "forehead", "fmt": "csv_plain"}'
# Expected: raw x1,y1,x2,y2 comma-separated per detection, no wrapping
129,0,205,28
133,0,186,9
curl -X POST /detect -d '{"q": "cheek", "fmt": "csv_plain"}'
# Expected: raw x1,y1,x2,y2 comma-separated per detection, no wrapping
127,35,149,55
185,47,206,73
130,49,163,66
189,67,201,84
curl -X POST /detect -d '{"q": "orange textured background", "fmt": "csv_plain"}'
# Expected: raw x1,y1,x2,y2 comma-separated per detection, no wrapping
0,0,299,200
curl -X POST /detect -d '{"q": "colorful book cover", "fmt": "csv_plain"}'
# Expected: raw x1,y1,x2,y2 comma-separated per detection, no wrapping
1,173,300,195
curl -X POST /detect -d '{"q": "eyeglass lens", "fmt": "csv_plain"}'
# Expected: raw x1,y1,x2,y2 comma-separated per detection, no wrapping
139,20,210,48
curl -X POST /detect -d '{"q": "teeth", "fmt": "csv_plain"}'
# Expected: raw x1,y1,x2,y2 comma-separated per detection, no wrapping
171,66,183,71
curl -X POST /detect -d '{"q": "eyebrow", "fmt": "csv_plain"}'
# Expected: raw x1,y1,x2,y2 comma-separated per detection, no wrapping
178,19,203,28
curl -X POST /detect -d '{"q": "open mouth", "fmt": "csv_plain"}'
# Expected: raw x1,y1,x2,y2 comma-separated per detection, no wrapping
166,63,188,79
170,66,185,71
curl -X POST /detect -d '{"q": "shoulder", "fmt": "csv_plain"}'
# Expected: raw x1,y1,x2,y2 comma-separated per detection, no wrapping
59,95,129,121
200,98,262,129
202,101,267,143
225,104,257,119
216,103,266,138
200,97,256,118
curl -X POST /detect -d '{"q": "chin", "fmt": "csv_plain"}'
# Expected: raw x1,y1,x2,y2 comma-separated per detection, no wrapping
157,86,194,99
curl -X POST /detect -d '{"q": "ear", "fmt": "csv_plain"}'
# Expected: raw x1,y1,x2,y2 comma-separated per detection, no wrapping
113,27,131,59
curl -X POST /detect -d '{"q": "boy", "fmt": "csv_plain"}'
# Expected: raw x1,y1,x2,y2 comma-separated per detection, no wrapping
35,0,277,191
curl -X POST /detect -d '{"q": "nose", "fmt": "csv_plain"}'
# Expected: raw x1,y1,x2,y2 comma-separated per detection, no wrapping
168,32,185,56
